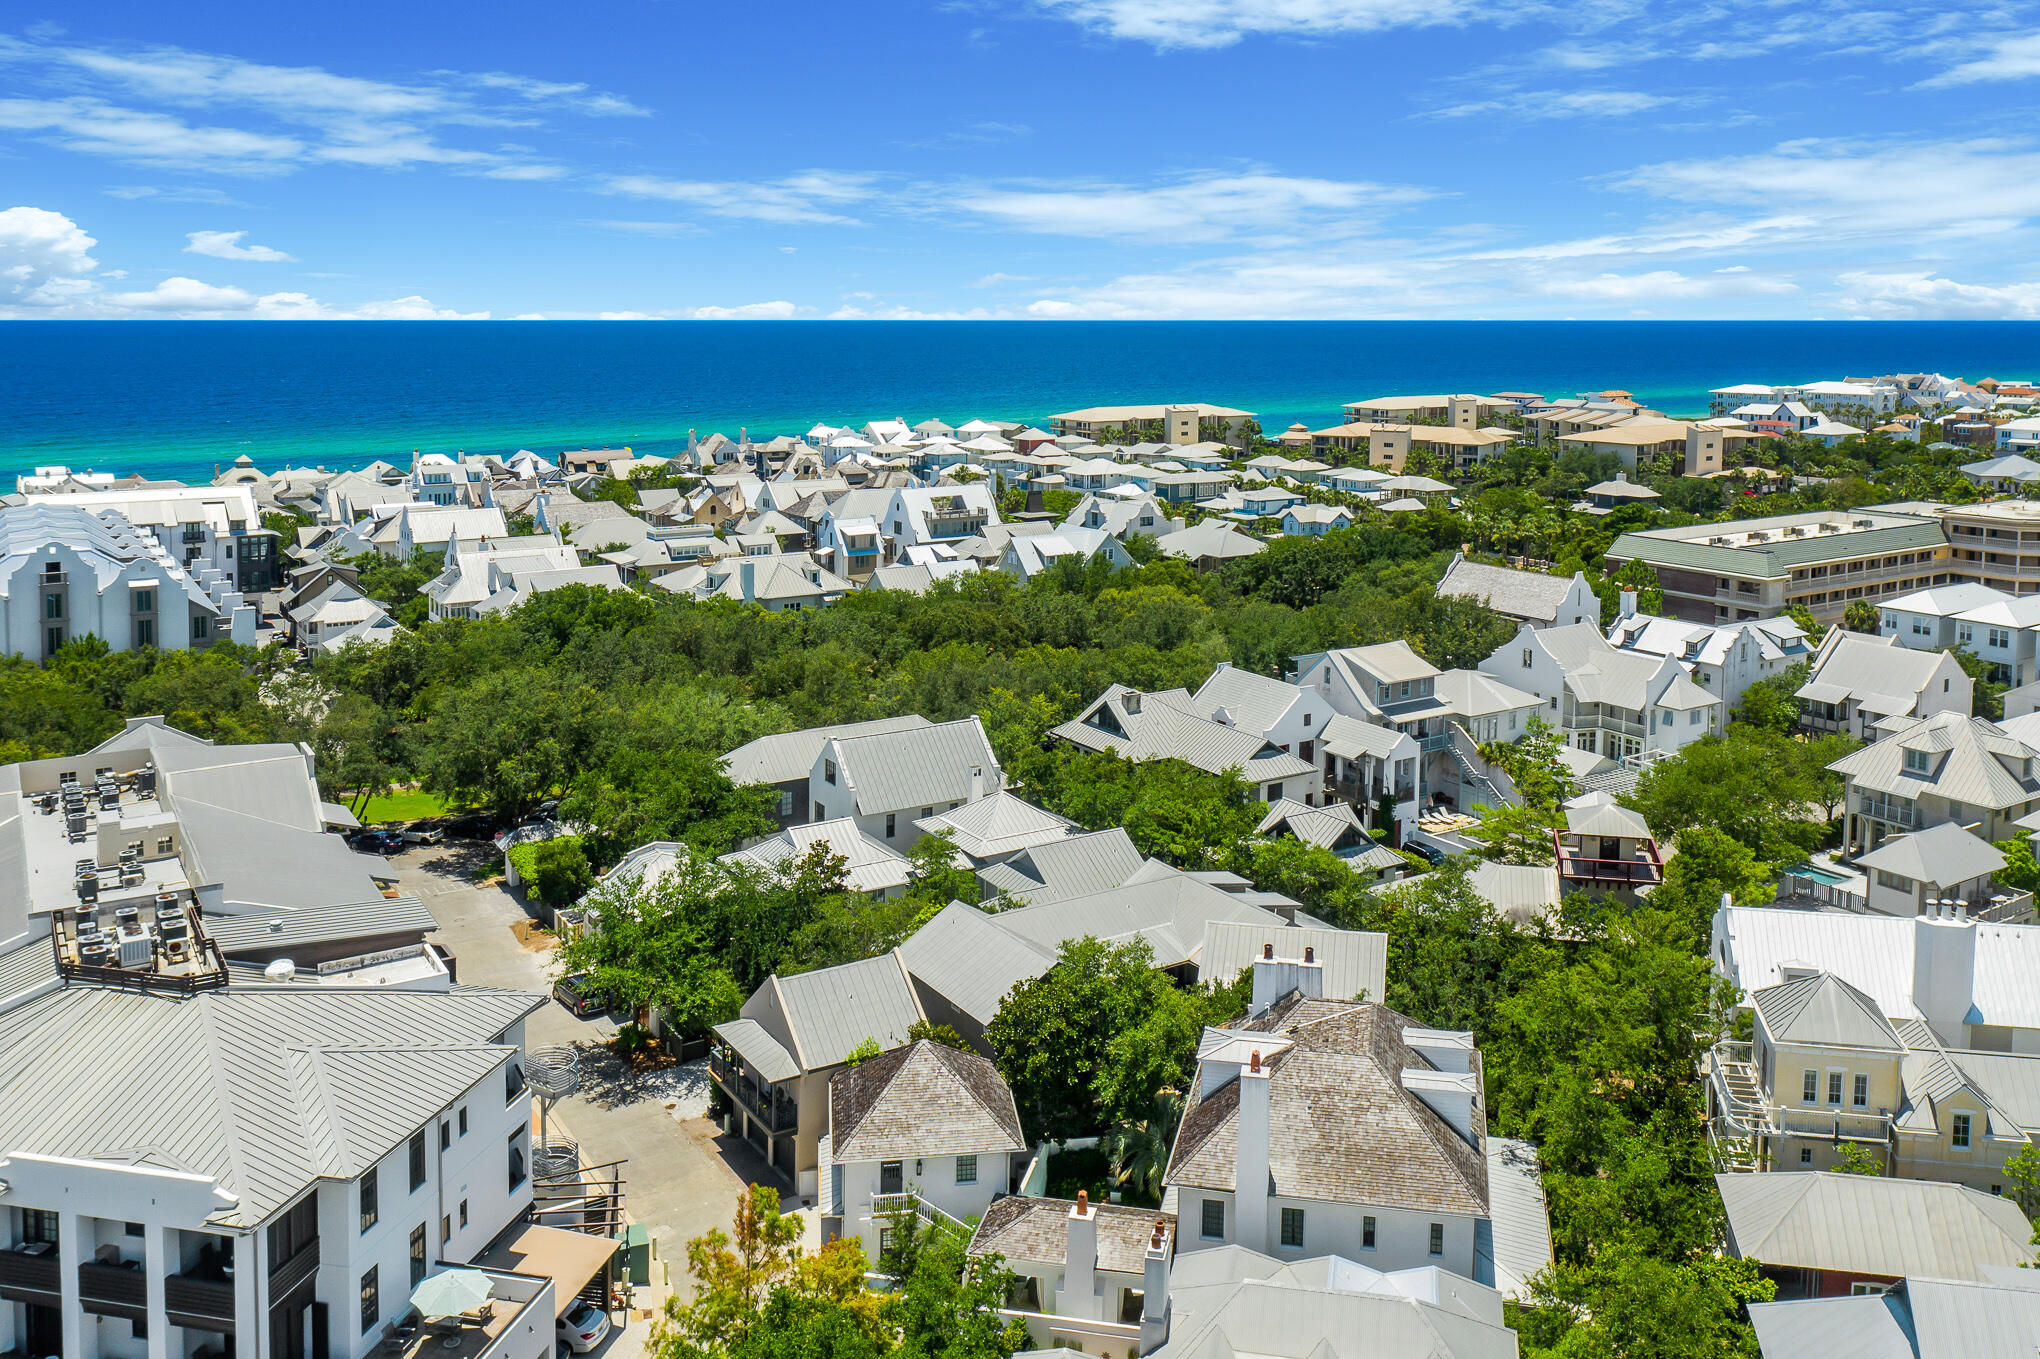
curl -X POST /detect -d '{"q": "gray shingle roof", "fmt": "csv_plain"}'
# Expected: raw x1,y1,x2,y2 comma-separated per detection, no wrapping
1167,997,1490,1218
1716,1172,2036,1282
0,981,540,1227
1437,557,1576,623
967,1195,1173,1274
722,716,933,787
828,1039,1025,1162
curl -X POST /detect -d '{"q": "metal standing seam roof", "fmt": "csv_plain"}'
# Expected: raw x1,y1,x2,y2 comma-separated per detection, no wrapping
1155,520,1267,561
768,951,925,1071
827,1039,1025,1162
825,717,1003,817
0,982,541,1228
722,818,914,896
1255,798,1369,853
204,895,440,954
1715,1172,2038,1282
721,716,934,787
1476,1138,1554,1300
1466,862,1561,926
1751,972,1906,1050
990,866,1292,970
1748,1294,1916,1359
896,903,1057,1027
1167,997,1490,1219
1193,664,1311,737
911,791,1078,862
975,827,1145,905
1855,821,2007,886
1317,713,1409,762
1051,687,1316,785
1828,710,2039,807
711,1017,801,1085
1199,920,1387,1003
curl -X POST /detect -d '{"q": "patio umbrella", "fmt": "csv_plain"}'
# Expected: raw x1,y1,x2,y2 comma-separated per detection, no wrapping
409,1269,494,1318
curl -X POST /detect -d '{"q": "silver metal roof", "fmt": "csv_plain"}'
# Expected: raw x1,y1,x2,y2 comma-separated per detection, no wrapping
0,981,541,1227
721,715,932,787
1200,920,1386,1003
757,952,924,1072
1716,1171,2037,1282
205,894,440,955
826,718,1003,817
896,903,1055,1027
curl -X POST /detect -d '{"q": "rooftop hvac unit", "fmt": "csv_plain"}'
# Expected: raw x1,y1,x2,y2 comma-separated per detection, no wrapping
1854,519,1875,528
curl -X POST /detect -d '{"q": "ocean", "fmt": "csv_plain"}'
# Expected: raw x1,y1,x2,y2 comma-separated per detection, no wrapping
3,320,2036,482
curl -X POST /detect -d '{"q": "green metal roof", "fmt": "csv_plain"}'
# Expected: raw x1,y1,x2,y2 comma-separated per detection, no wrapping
1606,519,1946,579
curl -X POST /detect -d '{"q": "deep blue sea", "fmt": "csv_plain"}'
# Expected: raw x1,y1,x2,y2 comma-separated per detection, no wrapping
2,321,2036,482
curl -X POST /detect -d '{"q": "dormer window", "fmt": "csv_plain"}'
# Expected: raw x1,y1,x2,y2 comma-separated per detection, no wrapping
1903,748,1930,775
824,759,837,785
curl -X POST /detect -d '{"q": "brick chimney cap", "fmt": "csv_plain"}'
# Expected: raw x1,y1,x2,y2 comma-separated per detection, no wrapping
1076,1189,1089,1211
1262,943,1274,959
1303,945,1314,963
1250,1050,1262,1074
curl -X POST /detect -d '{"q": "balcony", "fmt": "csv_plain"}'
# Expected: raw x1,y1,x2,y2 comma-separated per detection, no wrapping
78,1260,147,1314
708,1052,798,1135
1706,1040,1895,1153
0,1245,60,1301
166,1270,238,1328
1553,834,1664,890
1857,796,1917,830
267,1236,319,1298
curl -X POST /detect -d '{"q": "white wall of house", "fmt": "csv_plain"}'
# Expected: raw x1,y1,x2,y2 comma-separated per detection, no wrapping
1173,1188,1478,1280
826,1151,1014,1264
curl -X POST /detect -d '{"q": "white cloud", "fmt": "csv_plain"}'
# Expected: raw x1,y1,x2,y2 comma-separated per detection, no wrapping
599,311,656,320
954,172,1427,243
685,301,799,319
1030,0,1499,49
443,71,650,117
1918,33,2040,87
1430,89,1675,120
104,184,245,204
1461,214,1821,262
100,276,259,311
0,96,303,172
1834,271,2040,319
350,295,489,319
184,229,295,261
603,172,879,225
0,205,99,307
1546,269,1796,300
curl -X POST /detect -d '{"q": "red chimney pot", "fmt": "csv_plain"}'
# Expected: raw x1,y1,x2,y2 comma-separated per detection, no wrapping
1262,943,1274,959
1250,1050,1262,1074
1303,946,1314,963
1077,1189,1089,1211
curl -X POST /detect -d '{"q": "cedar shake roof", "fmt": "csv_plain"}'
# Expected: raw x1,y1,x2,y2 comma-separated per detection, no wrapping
828,1039,1026,1163
967,1195,1175,1274
1165,997,1489,1219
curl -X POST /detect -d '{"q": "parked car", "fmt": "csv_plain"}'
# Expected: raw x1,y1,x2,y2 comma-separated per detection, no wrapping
401,824,446,845
556,1301,609,1354
444,813,496,841
1401,839,1444,864
349,829,407,854
554,973,608,1017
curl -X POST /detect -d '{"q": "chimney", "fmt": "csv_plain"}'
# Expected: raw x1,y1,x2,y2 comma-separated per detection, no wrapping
1025,476,1044,516
1913,906,1978,1044
1250,941,1325,1015
1235,1050,1271,1253
1123,690,1143,715
1618,586,1638,620
738,559,758,603
1058,1191,1103,1321
1139,1218,1171,1352
688,428,698,453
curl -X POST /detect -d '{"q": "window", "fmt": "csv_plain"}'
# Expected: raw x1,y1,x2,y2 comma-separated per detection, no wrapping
409,1225,427,1288
1827,1071,1844,1106
360,1167,379,1232
1266,783,1282,802
192,615,208,639
442,1215,452,1244
124,1222,143,1237
1952,1112,1972,1149
777,791,793,817
157,836,174,855
132,1318,147,1341
1850,1283,1887,1296
134,618,154,648
886,813,896,838
1279,1208,1305,1249
459,1199,468,1229
824,759,837,785
133,589,153,613
1361,1216,1376,1249
508,1131,527,1189
441,1122,451,1151
1521,648,1533,668
813,802,826,821
1992,628,2011,649
360,1266,380,1335
1201,1199,1225,1241
1802,1069,1818,1103
955,1155,977,1185
1303,712,1312,727
410,1130,427,1191
458,1107,468,1136
506,1062,525,1101
1690,709,1703,725
22,1209,58,1245
44,593,61,619
1800,1147,1813,1164
1853,1074,1869,1109
1904,748,1930,774
1428,1223,1445,1257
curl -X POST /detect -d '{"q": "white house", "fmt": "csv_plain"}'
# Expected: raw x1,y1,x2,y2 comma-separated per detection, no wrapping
1880,583,2009,651
1479,623,1721,762
0,505,253,659
1278,505,1353,537
1000,528,1135,581
1796,631,1973,742
0,977,561,1359
1436,555,1599,631
1161,948,1550,1293
1192,664,1338,771
880,486,1001,553
13,483,280,594
1062,493,1180,543
1606,609,1811,714
819,1040,1029,1264
1050,687,1319,805
809,717,1004,849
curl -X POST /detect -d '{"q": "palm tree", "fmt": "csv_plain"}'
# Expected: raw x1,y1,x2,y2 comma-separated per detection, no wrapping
1102,1089,1184,1203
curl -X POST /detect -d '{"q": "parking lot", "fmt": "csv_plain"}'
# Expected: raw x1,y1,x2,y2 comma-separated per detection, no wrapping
387,843,797,1309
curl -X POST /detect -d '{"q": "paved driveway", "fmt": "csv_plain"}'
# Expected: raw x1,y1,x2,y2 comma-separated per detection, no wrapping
390,844,795,1303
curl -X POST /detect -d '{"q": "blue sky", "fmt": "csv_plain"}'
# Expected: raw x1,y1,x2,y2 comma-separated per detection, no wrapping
5,0,2040,319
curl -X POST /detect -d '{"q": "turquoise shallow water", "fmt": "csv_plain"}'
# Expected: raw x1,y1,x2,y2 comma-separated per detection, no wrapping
3,320,2035,481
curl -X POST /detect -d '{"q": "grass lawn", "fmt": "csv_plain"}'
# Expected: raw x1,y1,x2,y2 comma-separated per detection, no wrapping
353,789,452,824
